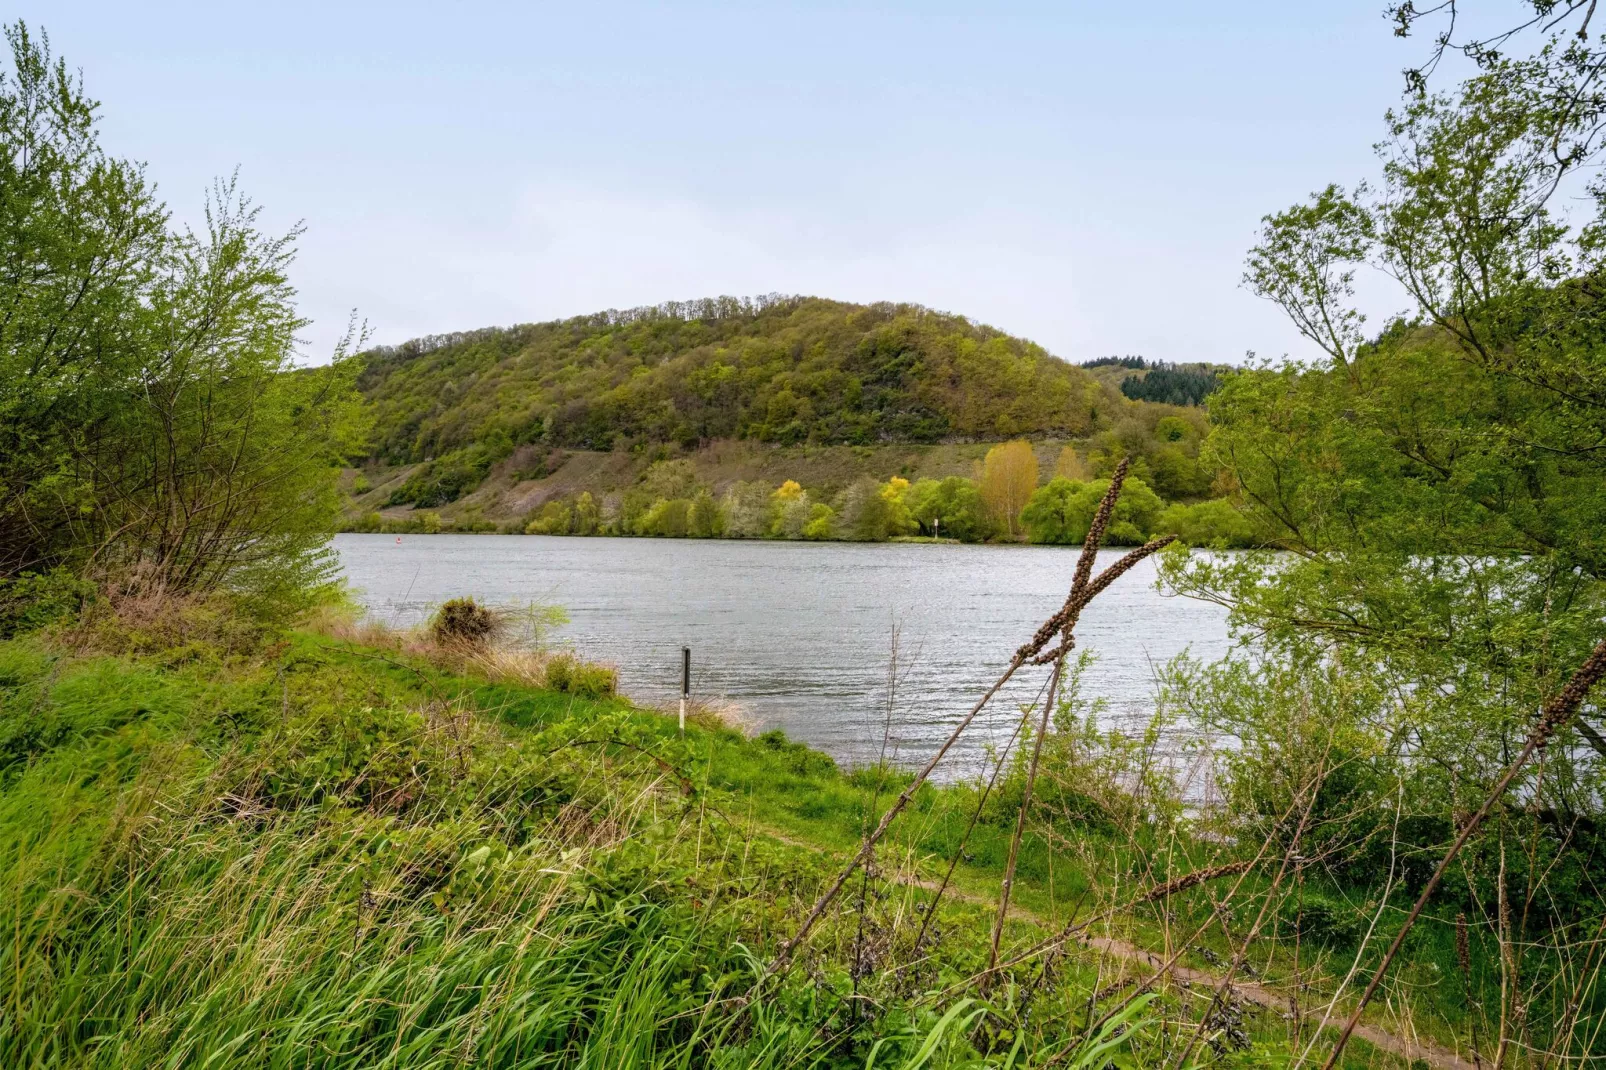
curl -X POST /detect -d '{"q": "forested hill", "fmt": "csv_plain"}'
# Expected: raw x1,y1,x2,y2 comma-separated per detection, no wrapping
356,295,1115,464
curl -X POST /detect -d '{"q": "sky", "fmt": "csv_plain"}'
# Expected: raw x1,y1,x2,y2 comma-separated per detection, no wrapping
33,2,1443,365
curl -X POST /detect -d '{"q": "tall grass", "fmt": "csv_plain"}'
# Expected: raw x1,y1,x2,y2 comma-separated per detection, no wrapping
1,580,1593,1068
0,632,1186,1068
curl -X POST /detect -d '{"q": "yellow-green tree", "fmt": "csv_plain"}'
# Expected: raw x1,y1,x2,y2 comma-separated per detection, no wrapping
979,440,1038,540
1053,446,1090,481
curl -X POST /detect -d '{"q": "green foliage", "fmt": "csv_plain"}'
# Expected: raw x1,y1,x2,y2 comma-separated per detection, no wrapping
637,498,691,537
687,490,724,538
1158,32,1606,1008
0,22,166,576
525,492,603,536
0,25,366,619
0,619,1550,1066
1021,476,1163,545
0,569,96,639
1083,407,1213,501
801,503,836,540
902,476,991,541
543,653,618,698
358,298,1109,471
1154,498,1257,548
525,499,575,535
389,437,512,507
1118,362,1224,406
835,478,914,542
721,480,776,538
1080,355,1147,370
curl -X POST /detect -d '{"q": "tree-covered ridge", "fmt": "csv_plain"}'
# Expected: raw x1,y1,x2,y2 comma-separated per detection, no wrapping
1079,356,1226,406
357,296,1108,466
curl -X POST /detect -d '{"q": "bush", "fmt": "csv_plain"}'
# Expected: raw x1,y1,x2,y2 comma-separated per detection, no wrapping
544,653,574,692
637,498,692,537
1155,498,1258,548
525,500,574,535
0,570,96,640
835,478,914,541
1292,895,1363,946
429,597,500,648
1022,476,1164,545
903,476,991,541
569,662,618,699
802,503,836,540
687,491,725,538
387,435,513,508
543,653,618,698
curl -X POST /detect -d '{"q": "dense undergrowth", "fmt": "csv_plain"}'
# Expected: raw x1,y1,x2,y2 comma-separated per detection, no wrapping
0,604,1570,1069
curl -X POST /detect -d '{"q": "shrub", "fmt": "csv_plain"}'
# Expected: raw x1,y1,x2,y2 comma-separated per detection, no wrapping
544,653,574,692
1155,498,1257,548
429,597,500,648
1022,476,1164,545
543,653,617,698
569,662,618,699
835,478,913,541
721,481,775,538
525,500,575,535
802,503,836,540
771,487,814,538
1292,895,1363,946
637,498,692,537
0,570,96,640
687,491,725,538
572,491,602,535
67,571,270,657
386,438,511,508
903,476,991,541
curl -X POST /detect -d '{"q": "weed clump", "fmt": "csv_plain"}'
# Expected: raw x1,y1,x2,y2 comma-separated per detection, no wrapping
429,597,501,648
543,653,618,699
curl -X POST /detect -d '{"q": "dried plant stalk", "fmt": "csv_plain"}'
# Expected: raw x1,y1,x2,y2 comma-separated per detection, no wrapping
773,458,1173,973
984,468,1133,982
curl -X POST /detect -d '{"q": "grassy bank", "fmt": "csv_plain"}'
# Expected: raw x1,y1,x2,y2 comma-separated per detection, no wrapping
0,615,1538,1068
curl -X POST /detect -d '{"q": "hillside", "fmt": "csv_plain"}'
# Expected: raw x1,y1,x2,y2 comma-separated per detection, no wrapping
358,295,1111,464
353,296,1222,529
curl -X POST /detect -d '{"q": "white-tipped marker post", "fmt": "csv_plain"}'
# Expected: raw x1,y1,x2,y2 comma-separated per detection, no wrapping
679,646,690,735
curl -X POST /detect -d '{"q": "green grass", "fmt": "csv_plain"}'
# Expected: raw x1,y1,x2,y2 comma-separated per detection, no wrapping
0,630,1543,1067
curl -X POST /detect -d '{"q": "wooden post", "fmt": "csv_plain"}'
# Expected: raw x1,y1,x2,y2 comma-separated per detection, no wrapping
679,646,690,734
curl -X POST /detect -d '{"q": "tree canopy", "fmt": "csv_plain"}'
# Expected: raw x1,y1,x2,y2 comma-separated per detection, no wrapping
0,23,365,615
357,298,1115,463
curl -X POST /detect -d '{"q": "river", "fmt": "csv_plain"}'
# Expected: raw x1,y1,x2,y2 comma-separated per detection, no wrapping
333,534,1235,781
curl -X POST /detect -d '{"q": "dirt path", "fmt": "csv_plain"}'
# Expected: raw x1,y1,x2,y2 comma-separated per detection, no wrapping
753,823,1477,1070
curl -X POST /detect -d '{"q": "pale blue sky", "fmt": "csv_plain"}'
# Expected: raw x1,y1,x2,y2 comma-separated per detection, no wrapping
36,2,1435,363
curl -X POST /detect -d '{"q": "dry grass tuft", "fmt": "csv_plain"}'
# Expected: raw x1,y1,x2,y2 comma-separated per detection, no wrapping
61,564,267,656
651,695,755,736
307,602,618,699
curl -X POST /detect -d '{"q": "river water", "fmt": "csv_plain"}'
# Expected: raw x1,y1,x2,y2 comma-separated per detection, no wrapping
333,535,1235,781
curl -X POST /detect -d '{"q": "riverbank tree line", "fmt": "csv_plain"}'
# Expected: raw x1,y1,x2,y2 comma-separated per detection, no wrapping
351,439,1257,546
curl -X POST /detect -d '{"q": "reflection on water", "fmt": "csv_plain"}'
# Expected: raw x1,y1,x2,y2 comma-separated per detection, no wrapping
334,534,1235,778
